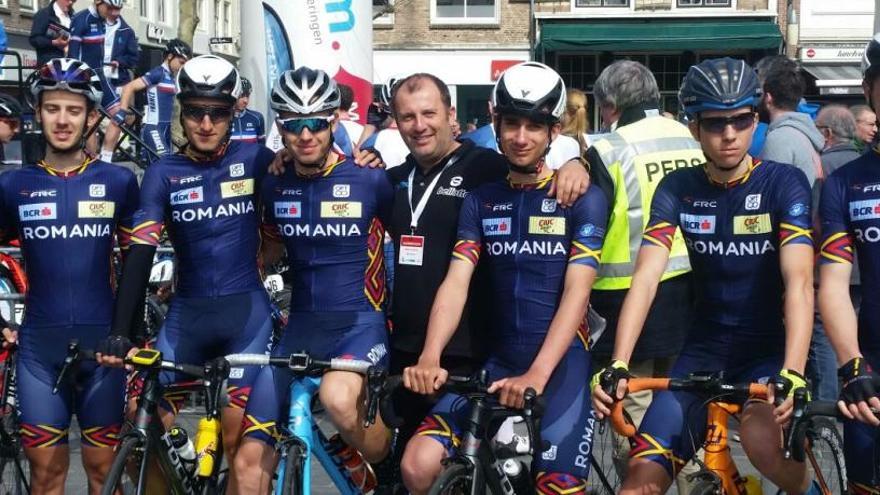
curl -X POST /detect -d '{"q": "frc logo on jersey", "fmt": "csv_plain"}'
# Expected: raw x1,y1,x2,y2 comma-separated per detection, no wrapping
170,187,203,205
680,214,716,234
850,199,880,221
483,217,511,236
19,203,57,222
275,201,302,219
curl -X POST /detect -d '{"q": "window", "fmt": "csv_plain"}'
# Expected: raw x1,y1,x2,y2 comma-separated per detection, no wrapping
431,0,498,24
575,0,628,6
374,0,394,25
157,0,167,23
0,0,8,8
214,0,222,36
223,1,232,37
139,0,148,18
678,0,730,5
18,0,37,11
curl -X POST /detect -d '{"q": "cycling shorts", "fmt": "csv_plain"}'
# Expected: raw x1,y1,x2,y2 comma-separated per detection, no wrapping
141,123,171,161
99,75,120,112
631,339,781,477
154,289,273,413
17,325,125,449
416,343,595,486
844,353,880,493
242,311,388,445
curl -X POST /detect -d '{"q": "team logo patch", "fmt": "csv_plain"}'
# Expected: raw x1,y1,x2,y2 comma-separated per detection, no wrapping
220,179,254,198
528,216,566,235
18,203,57,222
579,223,602,237
850,199,880,221
449,176,463,187
788,203,807,217
88,184,106,198
229,163,245,178
333,184,351,198
679,214,716,234
281,188,302,196
733,213,772,235
178,175,202,185
170,186,203,205
274,201,302,219
541,198,557,213
744,194,761,211
78,201,115,218
482,217,511,236
25,189,57,198
320,201,362,218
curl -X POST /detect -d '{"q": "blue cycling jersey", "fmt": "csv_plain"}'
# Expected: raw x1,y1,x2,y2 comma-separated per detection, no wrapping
231,109,266,145
643,160,813,335
261,159,394,312
140,63,176,125
452,175,607,345
0,159,138,327
68,7,105,76
131,141,275,297
819,149,880,355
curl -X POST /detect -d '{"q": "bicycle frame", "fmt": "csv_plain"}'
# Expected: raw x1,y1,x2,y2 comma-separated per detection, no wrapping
451,394,520,495
274,375,361,494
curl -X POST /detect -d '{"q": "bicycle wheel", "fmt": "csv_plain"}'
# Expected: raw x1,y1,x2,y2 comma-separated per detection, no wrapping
279,443,305,495
688,479,720,495
428,463,473,495
586,421,622,494
100,436,144,495
0,405,29,495
804,418,848,495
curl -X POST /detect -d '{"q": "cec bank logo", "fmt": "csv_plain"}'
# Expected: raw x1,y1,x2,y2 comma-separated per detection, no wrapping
528,216,566,235
78,201,116,218
320,201,362,218
221,179,254,198
680,214,715,234
733,213,771,235
275,201,302,219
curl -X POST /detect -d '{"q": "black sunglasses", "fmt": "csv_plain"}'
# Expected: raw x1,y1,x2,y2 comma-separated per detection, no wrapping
698,112,756,134
276,116,334,135
181,105,233,123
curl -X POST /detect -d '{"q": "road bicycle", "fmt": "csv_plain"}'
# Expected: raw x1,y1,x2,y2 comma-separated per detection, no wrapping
0,345,28,495
607,372,847,495
55,342,231,495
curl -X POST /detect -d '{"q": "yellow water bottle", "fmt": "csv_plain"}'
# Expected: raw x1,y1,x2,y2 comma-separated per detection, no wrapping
194,417,220,477
744,474,764,494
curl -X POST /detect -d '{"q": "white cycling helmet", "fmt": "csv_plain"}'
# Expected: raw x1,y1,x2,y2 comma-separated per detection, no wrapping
270,67,340,115
379,75,403,107
176,55,241,106
492,62,566,124
100,0,124,7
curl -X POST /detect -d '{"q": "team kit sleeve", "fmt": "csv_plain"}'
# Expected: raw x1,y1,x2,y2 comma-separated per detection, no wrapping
259,177,281,241
257,112,267,144
66,14,83,60
115,171,140,253
0,176,16,243
568,187,608,269
777,170,814,248
641,176,681,250
818,174,854,265
129,164,167,247
374,170,395,228
450,193,483,266
140,66,163,87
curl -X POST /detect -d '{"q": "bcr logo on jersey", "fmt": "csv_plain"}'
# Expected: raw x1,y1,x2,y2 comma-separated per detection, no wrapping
275,201,302,219
680,214,716,234
220,179,254,198
483,217,511,236
320,201,362,218
170,187,203,205
78,201,116,218
849,199,880,221
18,203,56,222
528,216,566,235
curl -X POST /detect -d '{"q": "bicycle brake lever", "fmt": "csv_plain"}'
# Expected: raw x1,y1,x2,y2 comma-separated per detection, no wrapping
53,340,80,394
783,387,808,461
363,366,385,427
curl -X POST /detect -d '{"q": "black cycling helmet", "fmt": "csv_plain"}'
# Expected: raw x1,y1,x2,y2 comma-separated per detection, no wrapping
492,62,566,125
0,94,21,119
679,57,761,117
240,77,252,96
176,55,241,106
164,39,192,60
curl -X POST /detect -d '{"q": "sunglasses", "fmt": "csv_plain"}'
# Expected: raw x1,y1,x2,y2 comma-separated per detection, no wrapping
698,112,756,134
276,116,334,135
181,105,233,123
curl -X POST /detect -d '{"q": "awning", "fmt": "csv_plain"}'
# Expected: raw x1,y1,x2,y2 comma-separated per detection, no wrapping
802,64,862,87
538,19,782,53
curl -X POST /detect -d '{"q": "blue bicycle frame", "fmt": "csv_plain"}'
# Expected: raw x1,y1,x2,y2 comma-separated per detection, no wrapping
273,375,361,494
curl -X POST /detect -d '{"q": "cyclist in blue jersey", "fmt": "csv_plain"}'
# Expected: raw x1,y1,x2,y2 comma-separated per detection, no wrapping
401,62,607,495
0,58,138,494
818,34,880,495
99,55,277,464
591,58,817,495
102,39,191,163
229,66,394,493
230,78,266,145
0,93,21,164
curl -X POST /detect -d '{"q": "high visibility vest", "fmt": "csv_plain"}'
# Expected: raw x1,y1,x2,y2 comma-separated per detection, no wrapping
592,116,705,291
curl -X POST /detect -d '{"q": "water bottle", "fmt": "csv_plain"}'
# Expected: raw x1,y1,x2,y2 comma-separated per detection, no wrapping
168,426,196,467
501,458,531,494
194,418,220,477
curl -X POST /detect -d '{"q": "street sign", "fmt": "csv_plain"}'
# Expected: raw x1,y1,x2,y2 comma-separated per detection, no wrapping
210,37,234,44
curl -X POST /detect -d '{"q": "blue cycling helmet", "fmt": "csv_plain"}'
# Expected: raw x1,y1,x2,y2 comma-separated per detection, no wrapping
27,58,103,108
679,58,761,117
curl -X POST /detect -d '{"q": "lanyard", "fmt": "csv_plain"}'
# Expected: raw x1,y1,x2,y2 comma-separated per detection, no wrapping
407,154,460,232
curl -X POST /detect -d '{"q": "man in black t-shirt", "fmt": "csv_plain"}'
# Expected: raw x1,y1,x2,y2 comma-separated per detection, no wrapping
384,73,589,451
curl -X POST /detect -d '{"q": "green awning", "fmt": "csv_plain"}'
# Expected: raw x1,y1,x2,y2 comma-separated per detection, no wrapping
538,19,782,53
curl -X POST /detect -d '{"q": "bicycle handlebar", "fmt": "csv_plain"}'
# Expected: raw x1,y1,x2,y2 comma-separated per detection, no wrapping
610,374,769,438
224,352,373,375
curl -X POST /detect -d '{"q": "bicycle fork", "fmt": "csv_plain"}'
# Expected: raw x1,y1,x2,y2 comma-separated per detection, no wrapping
458,397,518,495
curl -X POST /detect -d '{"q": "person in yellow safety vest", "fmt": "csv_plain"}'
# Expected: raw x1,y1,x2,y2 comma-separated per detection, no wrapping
586,60,704,492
